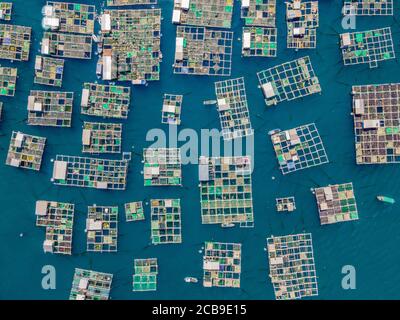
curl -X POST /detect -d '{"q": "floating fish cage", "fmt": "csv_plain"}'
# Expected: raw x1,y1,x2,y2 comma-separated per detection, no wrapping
242,27,277,57
266,233,318,300
150,199,182,245
125,201,144,222
343,0,393,16
27,90,73,127
215,77,253,140
82,122,122,154
0,2,12,21
69,268,113,300
174,26,233,76
86,205,118,253
199,156,254,228
0,24,31,61
107,0,158,5
35,200,74,255
41,32,92,59
241,0,275,27
203,241,241,288
34,55,64,87
340,27,395,68
6,131,46,171
276,197,296,212
0,66,17,96
162,94,182,125
257,56,321,106
132,258,158,291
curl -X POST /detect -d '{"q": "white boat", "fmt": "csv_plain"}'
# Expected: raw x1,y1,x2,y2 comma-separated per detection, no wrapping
221,223,235,228
203,100,217,105
268,129,281,136
184,277,198,283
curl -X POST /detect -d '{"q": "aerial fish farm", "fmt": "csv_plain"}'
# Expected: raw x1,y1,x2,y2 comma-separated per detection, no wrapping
51,153,131,190
6,131,46,171
286,0,319,49
143,148,182,186
270,123,329,175
35,200,74,255
276,197,296,212
266,233,318,300
343,0,393,16
161,94,182,125
99,9,161,84
0,2,12,21
174,26,233,76
0,24,31,61
241,0,276,27
132,258,158,292
125,201,144,222
242,27,277,57
69,268,113,300
27,90,73,127
198,156,254,228
41,32,92,59
352,83,400,164
82,122,122,154
313,182,359,225
150,199,182,245
107,0,158,6
172,0,234,28
81,83,131,119
0,66,17,96
215,77,253,140
34,56,64,87
203,241,241,288
86,205,118,253
340,27,395,69
257,56,321,106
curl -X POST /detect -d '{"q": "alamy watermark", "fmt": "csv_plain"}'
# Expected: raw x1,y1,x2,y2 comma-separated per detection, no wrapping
41,265,56,290
341,265,356,290
341,4,356,30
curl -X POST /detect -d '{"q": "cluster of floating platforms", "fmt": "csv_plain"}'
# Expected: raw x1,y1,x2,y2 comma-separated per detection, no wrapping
132,258,158,292
99,9,161,83
86,205,118,253
69,268,113,300
343,0,393,16
270,123,329,175
35,200,74,255
162,94,182,125
0,2,12,21
313,183,359,225
51,153,131,190
81,83,130,119
150,199,182,245
143,148,182,186
276,197,296,212
352,83,400,164
41,32,93,59
82,122,122,154
266,233,318,300
215,77,253,140
6,131,46,171
0,67,17,96
241,0,276,27
258,56,321,106
174,26,233,76
125,201,144,222
34,56,64,87
27,91,73,127
242,27,277,57
0,24,31,61
203,241,241,288
199,156,254,228
340,27,395,68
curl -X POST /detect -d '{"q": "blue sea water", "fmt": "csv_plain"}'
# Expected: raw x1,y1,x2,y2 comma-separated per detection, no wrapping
1,0,400,300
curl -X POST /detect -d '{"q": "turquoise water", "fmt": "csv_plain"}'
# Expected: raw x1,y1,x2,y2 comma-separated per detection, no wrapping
1,0,400,300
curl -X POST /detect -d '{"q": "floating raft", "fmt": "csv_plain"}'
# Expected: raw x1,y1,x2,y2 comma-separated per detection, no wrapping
258,56,321,106
34,55,64,87
43,2,95,34
107,0,158,5
82,122,122,154
69,268,113,300
172,0,234,29
241,0,276,27
99,9,161,83
0,2,12,21
199,156,254,228
162,94,182,125
41,32,92,59
267,233,318,300
0,66,17,96
143,148,182,186
174,26,233,76
86,205,118,253
286,0,319,49
6,131,46,171
35,200,74,255
276,197,296,212
125,201,144,222
52,152,132,190
27,90,73,127
81,83,130,119
132,258,158,292
343,0,393,16
203,241,241,288
215,77,253,140
340,27,395,69
352,83,400,164
242,27,277,57
0,24,31,61
270,123,329,175
314,182,359,225
150,199,182,245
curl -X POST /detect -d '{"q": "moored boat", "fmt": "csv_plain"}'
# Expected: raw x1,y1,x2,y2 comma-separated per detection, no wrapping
377,196,395,204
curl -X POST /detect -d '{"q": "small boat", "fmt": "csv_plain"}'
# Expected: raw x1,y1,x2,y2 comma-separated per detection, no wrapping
203,100,217,105
221,223,235,228
377,196,395,204
184,277,198,283
268,129,281,136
